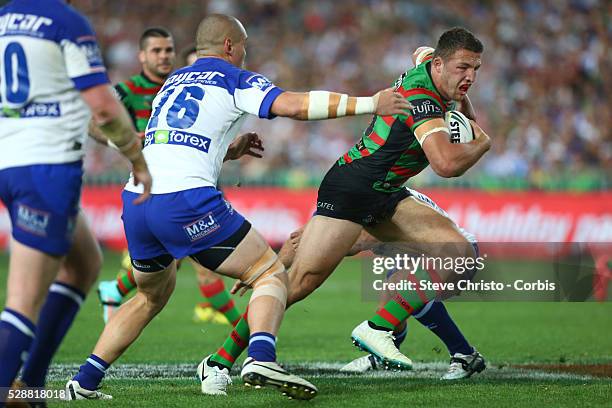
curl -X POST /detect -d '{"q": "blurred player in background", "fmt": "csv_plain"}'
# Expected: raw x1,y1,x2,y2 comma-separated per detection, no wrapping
66,14,410,401
0,0,151,402
94,31,242,327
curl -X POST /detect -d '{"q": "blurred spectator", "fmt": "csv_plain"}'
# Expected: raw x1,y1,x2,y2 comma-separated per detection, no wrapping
76,0,610,191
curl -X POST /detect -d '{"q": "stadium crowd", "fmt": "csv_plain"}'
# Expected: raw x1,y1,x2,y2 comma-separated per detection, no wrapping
76,0,610,190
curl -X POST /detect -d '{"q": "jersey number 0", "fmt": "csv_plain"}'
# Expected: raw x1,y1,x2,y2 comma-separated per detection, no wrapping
1,42,30,105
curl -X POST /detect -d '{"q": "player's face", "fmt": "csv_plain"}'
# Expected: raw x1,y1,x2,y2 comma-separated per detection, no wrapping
140,37,176,81
436,49,481,101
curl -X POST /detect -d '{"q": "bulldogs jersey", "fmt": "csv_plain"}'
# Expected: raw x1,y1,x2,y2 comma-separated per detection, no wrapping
0,0,109,170
124,57,283,194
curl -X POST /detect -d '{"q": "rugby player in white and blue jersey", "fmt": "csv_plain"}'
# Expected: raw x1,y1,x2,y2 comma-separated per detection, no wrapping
67,14,412,401
0,0,151,401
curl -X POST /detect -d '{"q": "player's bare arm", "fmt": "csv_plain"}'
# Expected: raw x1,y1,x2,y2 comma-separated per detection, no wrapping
270,88,413,120
87,120,109,145
81,85,152,203
416,118,490,177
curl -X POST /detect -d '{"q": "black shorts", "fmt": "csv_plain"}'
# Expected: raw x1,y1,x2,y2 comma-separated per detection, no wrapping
315,163,410,226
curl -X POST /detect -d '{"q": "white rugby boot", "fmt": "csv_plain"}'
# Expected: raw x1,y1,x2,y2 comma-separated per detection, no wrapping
241,357,317,400
350,321,413,370
197,355,232,395
96,280,123,324
64,380,112,400
441,350,486,380
340,354,379,373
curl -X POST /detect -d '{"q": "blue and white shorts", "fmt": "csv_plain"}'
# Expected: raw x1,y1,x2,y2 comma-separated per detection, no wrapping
122,186,246,261
0,162,83,256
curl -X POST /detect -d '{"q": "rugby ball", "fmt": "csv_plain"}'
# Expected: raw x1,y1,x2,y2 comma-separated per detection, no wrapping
445,110,474,143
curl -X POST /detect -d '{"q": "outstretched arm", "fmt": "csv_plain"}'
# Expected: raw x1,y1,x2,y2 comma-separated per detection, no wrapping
270,88,412,121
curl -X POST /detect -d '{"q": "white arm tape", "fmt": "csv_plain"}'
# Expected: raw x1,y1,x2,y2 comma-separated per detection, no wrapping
418,126,449,145
354,96,375,115
337,94,348,116
307,91,375,119
307,91,331,120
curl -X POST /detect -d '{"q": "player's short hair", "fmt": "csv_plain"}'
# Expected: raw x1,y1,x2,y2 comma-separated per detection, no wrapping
433,27,483,61
139,27,173,50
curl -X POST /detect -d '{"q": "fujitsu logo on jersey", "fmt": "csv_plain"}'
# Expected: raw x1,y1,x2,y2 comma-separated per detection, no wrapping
411,98,443,122
412,99,441,115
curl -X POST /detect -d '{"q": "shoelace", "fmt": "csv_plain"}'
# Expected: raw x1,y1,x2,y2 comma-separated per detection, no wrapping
212,368,232,387
382,331,406,358
447,361,464,373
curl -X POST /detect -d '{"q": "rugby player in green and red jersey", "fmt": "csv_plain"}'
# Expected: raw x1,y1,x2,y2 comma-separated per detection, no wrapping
294,26,491,371
94,28,243,328
200,27,492,387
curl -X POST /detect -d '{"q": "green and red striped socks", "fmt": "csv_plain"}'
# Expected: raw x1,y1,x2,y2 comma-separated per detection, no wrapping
199,279,241,326
369,268,437,330
116,267,136,297
210,308,249,368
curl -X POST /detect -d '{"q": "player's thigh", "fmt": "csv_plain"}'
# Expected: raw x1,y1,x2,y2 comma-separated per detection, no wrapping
288,215,362,304
368,196,474,285
58,211,103,290
1,163,82,318
367,196,468,246
5,239,63,320
2,163,82,256
213,226,271,280
133,260,178,304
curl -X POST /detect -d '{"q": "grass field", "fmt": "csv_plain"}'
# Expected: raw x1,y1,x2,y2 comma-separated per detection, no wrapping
1,251,611,407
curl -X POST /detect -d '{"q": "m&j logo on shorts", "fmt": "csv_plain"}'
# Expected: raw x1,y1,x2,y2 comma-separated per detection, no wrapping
144,130,212,153
183,212,220,242
16,204,50,236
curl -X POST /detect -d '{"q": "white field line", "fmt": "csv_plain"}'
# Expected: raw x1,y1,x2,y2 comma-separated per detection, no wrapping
46,361,601,381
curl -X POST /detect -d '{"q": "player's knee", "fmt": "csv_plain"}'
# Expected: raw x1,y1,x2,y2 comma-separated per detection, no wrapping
196,267,219,285
241,248,288,308
60,247,103,290
250,270,288,309
138,279,175,313
84,246,104,285
289,267,325,305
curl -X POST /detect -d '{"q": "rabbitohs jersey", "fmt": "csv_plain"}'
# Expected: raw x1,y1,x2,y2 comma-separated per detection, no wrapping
124,57,283,194
337,61,456,193
114,73,162,133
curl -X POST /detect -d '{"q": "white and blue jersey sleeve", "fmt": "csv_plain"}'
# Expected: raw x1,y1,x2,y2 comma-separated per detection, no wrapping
126,57,284,194
59,9,108,91
234,71,283,119
0,0,110,170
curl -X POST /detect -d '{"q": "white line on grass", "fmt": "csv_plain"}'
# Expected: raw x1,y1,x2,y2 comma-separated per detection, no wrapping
47,362,599,381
